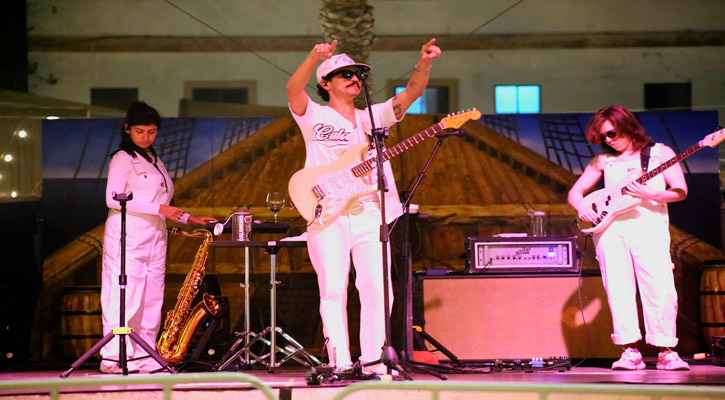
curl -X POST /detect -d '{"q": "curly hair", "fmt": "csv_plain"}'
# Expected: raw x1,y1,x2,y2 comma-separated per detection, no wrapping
316,83,330,102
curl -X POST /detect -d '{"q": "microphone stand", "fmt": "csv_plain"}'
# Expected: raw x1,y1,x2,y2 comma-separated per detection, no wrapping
359,73,412,380
388,131,467,380
61,191,177,377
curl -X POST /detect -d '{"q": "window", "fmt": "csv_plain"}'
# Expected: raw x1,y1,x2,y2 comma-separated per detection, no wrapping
192,88,248,104
495,85,541,114
184,81,257,105
394,87,448,114
91,88,138,111
387,79,458,114
644,83,691,111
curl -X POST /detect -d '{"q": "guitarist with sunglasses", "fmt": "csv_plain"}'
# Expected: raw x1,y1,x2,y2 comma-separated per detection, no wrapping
568,105,690,371
286,38,441,374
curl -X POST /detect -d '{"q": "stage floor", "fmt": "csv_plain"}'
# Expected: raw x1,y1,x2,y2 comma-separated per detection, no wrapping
2,358,725,399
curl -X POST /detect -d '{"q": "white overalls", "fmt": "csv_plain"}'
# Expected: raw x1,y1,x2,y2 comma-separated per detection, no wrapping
593,143,679,347
100,150,173,371
290,99,404,368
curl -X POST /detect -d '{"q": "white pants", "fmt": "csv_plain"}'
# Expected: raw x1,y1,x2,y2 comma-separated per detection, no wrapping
594,209,679,348
307,201,393,367
100,213,167,370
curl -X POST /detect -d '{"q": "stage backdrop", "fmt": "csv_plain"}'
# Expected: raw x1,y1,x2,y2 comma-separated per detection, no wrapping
41,110,720,257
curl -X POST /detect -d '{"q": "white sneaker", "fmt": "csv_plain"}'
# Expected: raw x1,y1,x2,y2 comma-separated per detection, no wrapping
99,363,139,374
364,363,400,376
657,350,690,371
612,348,645,370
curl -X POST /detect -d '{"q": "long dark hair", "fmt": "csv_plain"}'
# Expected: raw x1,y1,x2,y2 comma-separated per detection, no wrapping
586,105,653,154
114,101,161,162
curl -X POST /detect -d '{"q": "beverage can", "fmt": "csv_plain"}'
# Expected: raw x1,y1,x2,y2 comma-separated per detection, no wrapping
232,209,253,241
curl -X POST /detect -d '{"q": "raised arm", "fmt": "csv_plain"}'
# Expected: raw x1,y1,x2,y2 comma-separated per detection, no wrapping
286,40,337,116
391,38,442,119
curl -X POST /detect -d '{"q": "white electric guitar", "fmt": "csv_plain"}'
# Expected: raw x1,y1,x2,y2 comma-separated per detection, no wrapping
580,127,725,235
289,109,481,225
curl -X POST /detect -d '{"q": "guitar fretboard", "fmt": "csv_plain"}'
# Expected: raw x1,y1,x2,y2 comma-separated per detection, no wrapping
351,122,446,177
634,141,702,185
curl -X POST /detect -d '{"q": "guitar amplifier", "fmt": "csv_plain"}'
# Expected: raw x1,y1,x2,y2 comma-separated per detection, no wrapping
465,236,579,274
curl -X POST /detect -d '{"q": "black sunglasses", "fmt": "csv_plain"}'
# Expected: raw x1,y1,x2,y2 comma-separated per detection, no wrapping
327,69,369,81
600,130,617,142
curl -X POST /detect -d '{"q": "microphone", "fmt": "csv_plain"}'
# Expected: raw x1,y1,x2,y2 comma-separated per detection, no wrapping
435,129,467,138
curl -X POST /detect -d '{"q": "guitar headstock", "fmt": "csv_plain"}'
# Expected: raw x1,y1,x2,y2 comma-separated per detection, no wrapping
701,128,725,148
441,108,482,129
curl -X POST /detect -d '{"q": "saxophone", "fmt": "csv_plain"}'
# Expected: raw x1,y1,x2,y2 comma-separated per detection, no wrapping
156,228,223,363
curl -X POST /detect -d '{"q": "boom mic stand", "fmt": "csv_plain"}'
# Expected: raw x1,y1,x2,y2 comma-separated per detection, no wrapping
358,71,412,380
388,130,467,380
61,191,177,377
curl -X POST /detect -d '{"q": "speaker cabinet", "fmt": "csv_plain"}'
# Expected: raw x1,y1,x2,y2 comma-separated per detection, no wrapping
422,274,621,359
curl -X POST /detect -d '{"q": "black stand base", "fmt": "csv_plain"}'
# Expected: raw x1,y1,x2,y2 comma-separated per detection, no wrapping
61,330,177,378
363,345,413,380
168,317,221,372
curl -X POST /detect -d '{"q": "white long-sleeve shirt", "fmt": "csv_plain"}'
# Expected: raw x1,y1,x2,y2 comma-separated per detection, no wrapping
105,150,173,220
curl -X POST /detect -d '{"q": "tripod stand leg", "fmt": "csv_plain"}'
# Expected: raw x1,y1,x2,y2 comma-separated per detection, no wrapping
414,327,462,365
363,346,413,380
407,361,448,380
128,331,177,374
60,332,116,378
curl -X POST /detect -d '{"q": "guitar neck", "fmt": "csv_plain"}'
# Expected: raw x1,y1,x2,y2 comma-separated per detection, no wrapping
352,122,446,176
635,142,702,184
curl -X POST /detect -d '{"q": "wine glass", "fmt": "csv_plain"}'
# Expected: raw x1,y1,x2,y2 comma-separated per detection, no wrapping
266,191,285,223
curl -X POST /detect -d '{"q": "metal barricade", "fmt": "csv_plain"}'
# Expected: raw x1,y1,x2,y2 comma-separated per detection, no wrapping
332,381,725,400
0,372,277,400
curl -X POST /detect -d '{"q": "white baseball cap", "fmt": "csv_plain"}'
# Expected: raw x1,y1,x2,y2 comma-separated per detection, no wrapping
316,54,371,84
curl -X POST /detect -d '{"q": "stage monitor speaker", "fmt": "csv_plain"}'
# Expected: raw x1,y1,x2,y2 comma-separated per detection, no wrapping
422,274,621,360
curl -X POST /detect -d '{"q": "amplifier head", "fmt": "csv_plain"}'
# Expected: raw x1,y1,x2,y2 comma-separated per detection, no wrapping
465,236,579,274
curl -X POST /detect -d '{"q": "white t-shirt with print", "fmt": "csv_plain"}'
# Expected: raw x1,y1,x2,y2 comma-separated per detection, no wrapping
290,98,404,223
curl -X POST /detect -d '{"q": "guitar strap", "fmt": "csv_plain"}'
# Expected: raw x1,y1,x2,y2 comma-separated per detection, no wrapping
640,141,655,172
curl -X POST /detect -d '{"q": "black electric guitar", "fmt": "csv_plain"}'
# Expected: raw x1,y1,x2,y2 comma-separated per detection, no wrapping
580,128,725,234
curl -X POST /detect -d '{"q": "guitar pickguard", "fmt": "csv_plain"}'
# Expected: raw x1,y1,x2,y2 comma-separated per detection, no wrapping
314,165,375,218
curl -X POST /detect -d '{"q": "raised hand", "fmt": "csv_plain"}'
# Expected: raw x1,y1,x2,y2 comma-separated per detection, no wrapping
311,39,338,61
419,38,442,65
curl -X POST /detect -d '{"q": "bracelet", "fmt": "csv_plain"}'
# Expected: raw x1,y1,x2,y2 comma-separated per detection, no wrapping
414,63,431,72
178,212,190,224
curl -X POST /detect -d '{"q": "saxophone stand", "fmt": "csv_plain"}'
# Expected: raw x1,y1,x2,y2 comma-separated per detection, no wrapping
358,71,412,380
172,316,222,372
61,191,177,377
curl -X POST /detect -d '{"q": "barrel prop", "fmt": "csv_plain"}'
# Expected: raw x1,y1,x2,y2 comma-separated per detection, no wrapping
700,261,725,350
60,286,103,359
